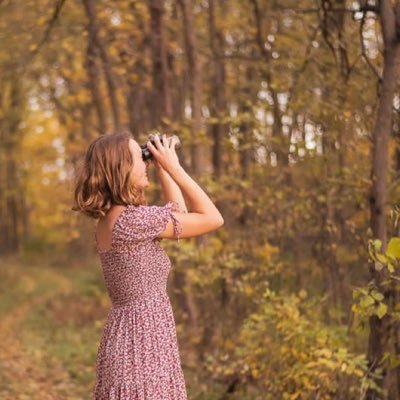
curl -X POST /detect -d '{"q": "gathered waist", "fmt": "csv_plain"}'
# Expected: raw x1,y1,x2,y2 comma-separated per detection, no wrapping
110,290,170,309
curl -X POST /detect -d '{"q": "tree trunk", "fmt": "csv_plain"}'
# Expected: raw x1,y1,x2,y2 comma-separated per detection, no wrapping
0,78,25,255
148,0,173,127
208,0,227,178
84,24,107,135
249,0,288,166
126,10,151,136
177,0,212,363
177,0,209,176
366,2,400,398
82,0,122,133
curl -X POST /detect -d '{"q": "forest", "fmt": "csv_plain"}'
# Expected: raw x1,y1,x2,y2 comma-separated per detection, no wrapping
1,0,400,399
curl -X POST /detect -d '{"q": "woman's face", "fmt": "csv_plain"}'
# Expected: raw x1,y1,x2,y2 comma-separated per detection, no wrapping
128,139,150,189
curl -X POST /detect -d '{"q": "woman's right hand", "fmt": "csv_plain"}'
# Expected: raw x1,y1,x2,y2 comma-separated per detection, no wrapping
146,134,181,175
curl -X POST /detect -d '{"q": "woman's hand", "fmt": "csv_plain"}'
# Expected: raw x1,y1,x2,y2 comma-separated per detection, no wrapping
147,134,181,175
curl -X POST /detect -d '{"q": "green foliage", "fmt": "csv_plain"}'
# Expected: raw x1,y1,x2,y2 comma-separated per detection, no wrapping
351,220,400,393
352,286,387,319
352,236,400,321
205,288,369,399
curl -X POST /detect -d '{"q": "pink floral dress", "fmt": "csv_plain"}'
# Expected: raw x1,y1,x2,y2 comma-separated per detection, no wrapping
93,200,187,400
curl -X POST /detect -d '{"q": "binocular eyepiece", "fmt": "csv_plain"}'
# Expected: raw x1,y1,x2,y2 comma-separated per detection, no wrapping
140,133,181,161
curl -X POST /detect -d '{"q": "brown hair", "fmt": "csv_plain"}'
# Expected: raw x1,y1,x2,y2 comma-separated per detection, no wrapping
71,131,148,219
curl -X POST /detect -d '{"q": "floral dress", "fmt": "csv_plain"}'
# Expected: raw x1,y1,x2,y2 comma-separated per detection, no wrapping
92,200,188,400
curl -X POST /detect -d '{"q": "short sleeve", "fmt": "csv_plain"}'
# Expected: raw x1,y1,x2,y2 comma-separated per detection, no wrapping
113,200,183,244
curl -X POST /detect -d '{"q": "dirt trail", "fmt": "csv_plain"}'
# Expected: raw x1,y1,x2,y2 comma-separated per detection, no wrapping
0,268,86,400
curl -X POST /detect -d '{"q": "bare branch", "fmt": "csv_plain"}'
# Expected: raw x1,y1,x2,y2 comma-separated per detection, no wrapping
29,0,66,60
21,0,66,75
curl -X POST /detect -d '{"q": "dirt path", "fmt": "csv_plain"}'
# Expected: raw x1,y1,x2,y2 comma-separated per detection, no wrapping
0,267,86,400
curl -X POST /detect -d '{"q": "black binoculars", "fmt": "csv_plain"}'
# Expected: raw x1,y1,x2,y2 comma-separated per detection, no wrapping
141,133,181,161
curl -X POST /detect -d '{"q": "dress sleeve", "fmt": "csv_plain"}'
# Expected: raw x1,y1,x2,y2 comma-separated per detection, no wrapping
113,200,183,244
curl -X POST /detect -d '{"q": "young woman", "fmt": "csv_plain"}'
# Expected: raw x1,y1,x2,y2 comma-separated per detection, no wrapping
72,131,224,399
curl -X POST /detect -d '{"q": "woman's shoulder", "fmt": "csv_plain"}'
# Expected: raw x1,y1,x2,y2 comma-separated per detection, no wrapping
112,200,181,242
128,200,180,213
115,200,178,227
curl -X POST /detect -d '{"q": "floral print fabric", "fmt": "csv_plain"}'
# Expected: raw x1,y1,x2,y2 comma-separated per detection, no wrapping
93,200,187,400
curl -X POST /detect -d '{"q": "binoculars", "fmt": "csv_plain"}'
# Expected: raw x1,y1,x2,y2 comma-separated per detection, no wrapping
141,133,181,161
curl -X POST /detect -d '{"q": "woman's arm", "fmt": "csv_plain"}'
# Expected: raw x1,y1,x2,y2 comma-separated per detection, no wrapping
147,134,223,240
156,164,224,240
156,167,188,213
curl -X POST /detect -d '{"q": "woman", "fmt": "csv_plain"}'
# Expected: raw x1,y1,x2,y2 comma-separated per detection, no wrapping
72,131,224,399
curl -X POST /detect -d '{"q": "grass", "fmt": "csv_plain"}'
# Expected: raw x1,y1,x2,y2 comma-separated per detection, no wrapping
0,254,109,400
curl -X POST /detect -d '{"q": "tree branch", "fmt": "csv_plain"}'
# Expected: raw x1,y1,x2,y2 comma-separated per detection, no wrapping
274,5,377,14
27,0,66,62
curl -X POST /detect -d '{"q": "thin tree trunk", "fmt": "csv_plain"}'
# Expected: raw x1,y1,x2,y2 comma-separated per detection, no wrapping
320,126,342,313
0,78,25,255
208,0,227,178
366,2,400,398
82,0,122,133
177,0,208,175
177,0,212,363
249,0,288,166
126,10,151,136
148,0,173,126
84,29,107,135
335,1,352,323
